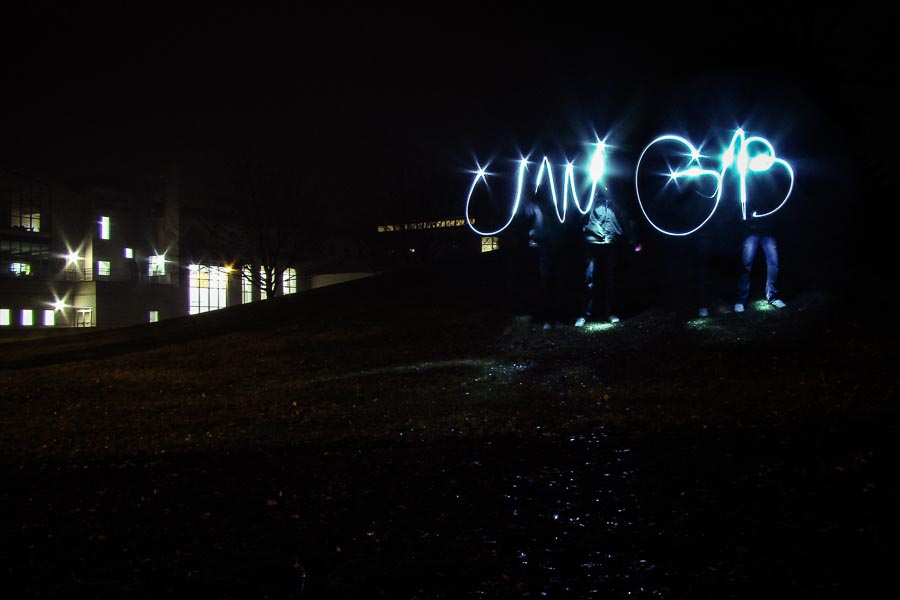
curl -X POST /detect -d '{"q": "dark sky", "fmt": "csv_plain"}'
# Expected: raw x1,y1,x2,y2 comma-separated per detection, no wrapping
1,2,892,241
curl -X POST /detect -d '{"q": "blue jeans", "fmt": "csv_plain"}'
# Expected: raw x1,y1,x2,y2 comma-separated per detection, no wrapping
737,234,779,304
582,243,618,319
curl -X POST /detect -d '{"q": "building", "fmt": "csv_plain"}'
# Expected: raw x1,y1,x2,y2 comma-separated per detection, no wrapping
2,168,488,332
1,169,383,331
1,169,181,330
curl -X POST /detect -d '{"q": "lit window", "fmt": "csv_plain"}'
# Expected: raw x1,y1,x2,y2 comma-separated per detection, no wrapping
99,216,110,240
10,262,31,275
11,207,41,232
149,310,159,323
0,309,9,326
149,254,166,276
21,309,33,326
43,310,55,326
98,260,111,276
189,265,228,314
242,266,253,303
260,267,269,300
283,267,297,295
124,247,133,258
481,236,500,252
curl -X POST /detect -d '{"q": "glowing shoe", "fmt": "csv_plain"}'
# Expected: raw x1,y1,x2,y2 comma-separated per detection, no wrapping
609,315,620,324
734,303,745,313
769,299,787,309
542,322,553,331
574,317,586,328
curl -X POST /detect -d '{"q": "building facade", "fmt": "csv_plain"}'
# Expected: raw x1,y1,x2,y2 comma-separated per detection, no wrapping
1,170,182,330
2,169,489,332
1,169,384,331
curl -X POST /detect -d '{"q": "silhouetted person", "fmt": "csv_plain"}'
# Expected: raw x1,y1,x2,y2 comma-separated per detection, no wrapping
575,193,641,326
520,194,566,329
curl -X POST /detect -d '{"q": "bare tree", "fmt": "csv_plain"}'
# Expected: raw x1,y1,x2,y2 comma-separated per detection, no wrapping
184,151,325,299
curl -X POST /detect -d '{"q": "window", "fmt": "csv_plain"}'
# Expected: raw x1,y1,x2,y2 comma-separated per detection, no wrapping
21,309,33,326
10,262,31,276
149,254,166,276
2,240,48,278
149,310,159,323
43,310,55,326
99,216,110,240
189,265,228,314
0,309,9,326
76,307,93,327
481,236,500,252
242,266,253,303
283,267,297,295
3,173,49,231
124,247,133,258
97,260,111,276
10,207,41,232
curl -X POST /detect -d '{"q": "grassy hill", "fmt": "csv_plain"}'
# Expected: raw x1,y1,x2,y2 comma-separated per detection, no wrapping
1,250,896,598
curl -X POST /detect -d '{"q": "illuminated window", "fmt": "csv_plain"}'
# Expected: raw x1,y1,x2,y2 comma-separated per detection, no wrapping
283,267,297,295
377,218,468,233
10,207,41,232
97,260,111,276
189,265,228,314
242,266,253,304
481,236,500,252
149,310,159,323
0,309,9,326
43,310,55,326
76,307,93,327
99,216,110,240
149,254,165,276
260,267,269,300
10,262,31,276
21,309,33,326
124,247,133,258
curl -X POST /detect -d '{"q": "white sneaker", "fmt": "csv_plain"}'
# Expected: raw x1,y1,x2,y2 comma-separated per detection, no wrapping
574,317,586,328
609,315,620,324
734,303,744,313
769,299,787,309
698,307,709,318
542,322,553,331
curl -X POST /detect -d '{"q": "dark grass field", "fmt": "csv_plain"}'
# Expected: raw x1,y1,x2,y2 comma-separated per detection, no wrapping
1,249,896,598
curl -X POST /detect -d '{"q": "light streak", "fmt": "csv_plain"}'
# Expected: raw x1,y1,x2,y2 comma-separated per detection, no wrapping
465,141,607,236
634,128,794,236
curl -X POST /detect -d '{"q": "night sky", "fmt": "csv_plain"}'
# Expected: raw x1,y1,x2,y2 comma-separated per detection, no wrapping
2,3,892,292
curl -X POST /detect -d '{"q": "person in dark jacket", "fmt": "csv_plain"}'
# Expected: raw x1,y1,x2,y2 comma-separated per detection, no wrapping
520,193,567,329
574,194,641,326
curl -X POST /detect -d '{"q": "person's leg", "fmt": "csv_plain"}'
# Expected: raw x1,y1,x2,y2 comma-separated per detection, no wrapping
761,235,780,301
534,247,552,325
548,245,569,325
600,244,618,319
737,234,759,305
583,248,596,320
696,235,713,312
